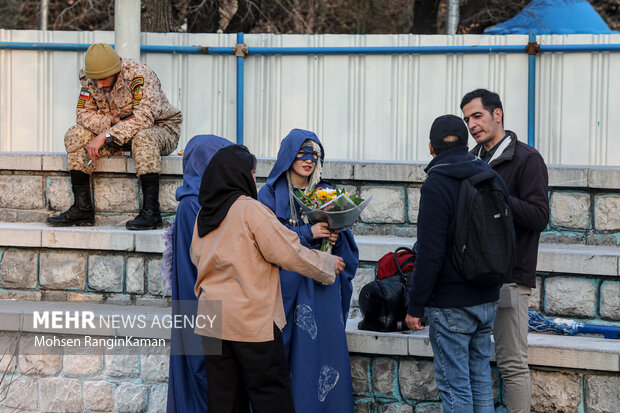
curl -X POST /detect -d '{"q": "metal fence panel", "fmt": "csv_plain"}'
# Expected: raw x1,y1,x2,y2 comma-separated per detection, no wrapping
1,30,620,165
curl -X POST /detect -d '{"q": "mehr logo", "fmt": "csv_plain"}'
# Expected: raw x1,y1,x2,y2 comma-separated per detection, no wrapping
33,311,96,329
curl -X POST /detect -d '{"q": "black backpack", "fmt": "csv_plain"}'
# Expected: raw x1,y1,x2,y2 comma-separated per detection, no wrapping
450,169,516,286
358,247,414,332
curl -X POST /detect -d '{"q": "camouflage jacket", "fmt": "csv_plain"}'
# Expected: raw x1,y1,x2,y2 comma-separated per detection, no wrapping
75,58,182,145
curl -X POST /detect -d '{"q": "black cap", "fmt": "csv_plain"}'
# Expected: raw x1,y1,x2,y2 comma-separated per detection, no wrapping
429,114,468,148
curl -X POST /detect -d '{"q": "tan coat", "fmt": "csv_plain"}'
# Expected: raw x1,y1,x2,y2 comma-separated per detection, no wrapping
191,196,337,342
76,57,181,145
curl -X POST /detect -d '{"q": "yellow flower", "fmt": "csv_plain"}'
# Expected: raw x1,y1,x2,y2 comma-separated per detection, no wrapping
315,189,337,201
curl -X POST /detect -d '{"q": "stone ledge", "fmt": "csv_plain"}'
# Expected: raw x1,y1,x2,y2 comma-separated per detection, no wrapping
1,224,619,276
346,320,620,372
0,152,184,176
0,222,164,253
3,152,620,187
0,153,428,183
0,300,616,373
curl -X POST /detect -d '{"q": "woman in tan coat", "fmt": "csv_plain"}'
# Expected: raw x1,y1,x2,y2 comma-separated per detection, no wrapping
191,144,345,413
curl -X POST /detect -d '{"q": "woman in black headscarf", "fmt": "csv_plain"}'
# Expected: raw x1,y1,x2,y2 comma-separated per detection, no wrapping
191,145,345,413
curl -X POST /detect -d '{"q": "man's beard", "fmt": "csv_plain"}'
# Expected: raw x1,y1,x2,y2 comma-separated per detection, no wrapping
101,75,118,93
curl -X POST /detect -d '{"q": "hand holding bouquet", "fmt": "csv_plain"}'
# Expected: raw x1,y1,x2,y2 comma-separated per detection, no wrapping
294,187,372,252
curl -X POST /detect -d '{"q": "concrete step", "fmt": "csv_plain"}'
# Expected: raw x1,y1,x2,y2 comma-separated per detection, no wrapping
3,151,620,246
1,222,619,277
346,320,620,373
0,222,165,253
0,299,617,374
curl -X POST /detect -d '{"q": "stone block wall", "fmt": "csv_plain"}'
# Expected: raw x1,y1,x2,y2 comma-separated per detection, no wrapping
350,353,620,413
6,331,617,413
1,154,620,325
0,332,168,413
2,154,620,242
0,248,167,305
0,162,181,226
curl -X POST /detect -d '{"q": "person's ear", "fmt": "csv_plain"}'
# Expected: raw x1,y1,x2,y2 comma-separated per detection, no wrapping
429,142,436,157
494,108,503,124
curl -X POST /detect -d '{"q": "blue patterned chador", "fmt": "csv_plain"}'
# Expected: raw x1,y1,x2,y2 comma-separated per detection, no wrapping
258,129,359,412
165,135,233,413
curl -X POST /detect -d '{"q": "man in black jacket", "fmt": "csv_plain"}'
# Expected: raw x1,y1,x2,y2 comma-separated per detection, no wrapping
461,89,549,413
406,115,504,413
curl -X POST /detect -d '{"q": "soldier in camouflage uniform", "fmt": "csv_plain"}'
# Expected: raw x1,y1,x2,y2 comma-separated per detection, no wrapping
47,43,182,230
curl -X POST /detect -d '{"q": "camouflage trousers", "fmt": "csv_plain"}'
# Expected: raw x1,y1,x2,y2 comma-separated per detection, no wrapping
65,119,180,176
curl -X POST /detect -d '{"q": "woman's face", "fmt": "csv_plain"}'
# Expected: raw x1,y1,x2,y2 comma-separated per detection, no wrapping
290,148,317,180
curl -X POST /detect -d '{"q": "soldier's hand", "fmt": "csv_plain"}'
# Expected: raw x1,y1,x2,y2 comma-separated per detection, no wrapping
111,111,121,125
87,132,106,162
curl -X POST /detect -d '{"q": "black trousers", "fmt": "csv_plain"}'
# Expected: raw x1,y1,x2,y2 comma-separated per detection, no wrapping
202,325,296,413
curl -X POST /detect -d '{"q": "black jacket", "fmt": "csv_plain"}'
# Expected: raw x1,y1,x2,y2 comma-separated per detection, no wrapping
406,146,503,318
471,131,549,288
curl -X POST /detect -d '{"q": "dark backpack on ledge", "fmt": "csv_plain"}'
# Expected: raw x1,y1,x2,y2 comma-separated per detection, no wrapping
358,247,414,332
450,169,516,286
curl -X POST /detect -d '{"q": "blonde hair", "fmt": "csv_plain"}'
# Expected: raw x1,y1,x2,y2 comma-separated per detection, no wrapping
286,139,323,225
303,139,322,192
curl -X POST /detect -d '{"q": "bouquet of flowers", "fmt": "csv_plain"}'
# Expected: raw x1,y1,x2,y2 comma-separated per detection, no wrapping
294,187,372,252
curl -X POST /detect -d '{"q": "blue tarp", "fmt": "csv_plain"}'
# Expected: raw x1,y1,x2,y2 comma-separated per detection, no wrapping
484,0,616,35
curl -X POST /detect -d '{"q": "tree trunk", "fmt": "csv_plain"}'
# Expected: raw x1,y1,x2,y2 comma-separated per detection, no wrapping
412,0,440,34
225,0,259,33
187,0,220,33
141,0,173,32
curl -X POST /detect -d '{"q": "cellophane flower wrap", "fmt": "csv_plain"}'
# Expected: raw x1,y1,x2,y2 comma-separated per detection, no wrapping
294,187,372,253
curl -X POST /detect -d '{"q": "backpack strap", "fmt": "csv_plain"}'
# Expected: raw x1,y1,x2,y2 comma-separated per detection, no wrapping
467,169,497,186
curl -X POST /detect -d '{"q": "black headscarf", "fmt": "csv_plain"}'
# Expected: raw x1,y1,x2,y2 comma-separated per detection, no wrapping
196,145,258,237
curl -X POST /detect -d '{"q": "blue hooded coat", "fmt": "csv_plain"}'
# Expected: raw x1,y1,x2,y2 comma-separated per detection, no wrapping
166,134,233,413
258,129,359,413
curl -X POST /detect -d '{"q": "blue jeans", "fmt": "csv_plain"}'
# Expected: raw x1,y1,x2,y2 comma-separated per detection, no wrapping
428,301,499,413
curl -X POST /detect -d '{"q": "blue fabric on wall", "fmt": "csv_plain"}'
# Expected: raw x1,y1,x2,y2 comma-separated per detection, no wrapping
166,134,233,413
258,129,359,413
485,0,615,34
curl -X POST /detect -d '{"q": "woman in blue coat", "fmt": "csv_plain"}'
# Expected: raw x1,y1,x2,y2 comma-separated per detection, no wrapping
165,134,233,413
258,129,359,413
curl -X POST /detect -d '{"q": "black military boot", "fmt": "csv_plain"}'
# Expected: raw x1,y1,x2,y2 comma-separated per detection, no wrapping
126,173,162,230
46,171,95,226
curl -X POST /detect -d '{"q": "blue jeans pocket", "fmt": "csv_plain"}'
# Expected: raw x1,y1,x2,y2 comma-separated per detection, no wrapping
443,308,476,334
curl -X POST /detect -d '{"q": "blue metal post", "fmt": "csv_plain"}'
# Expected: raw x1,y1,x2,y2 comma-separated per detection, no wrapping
236,33,245,145
527,32,537,147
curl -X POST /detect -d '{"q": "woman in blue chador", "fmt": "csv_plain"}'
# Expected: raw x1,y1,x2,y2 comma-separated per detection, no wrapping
258,128,359,412
165,134,233,412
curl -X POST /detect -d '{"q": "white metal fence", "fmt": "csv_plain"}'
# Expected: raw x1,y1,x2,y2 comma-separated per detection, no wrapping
1,30,619,165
